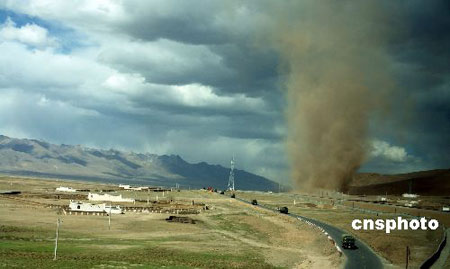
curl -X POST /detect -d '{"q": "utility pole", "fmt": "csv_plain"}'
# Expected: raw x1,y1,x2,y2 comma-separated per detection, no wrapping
53,218,61,261
406,246,410,268
227,156,235,191
108,203,111,230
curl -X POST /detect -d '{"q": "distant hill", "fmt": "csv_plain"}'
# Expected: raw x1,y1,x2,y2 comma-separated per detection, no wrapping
347,169,450,196
0,135,278,191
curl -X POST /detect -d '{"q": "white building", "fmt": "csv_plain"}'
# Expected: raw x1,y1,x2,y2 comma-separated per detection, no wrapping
56,186,77,192
402,193,419,198
119,184,148,191
88,192,134,202
69,200,123,214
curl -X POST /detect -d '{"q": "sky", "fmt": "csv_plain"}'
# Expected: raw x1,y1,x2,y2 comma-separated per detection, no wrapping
0,0,448,184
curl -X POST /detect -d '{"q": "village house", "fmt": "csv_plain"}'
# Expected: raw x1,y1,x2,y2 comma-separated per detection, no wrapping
88,192,135,202
56,186,77,192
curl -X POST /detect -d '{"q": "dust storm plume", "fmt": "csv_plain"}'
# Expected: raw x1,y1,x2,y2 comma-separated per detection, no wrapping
268,1,397,191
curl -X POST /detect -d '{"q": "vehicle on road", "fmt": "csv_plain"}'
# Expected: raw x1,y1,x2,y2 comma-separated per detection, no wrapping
251,199,258,205
342,234,356,249
278,206,288,214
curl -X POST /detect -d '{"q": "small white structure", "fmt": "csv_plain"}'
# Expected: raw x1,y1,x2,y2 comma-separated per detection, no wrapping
69,200,123,214
442,206,450,212
404,201,419,208
56,186,77,192
88,192,134,202
379,197,387,202
119,184,148,191
402,193,419,198
104,205,123,214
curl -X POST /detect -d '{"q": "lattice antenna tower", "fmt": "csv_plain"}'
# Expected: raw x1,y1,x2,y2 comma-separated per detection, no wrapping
227,155,235,191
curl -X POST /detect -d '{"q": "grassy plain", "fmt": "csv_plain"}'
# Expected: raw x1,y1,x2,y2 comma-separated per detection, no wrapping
0,176,340,269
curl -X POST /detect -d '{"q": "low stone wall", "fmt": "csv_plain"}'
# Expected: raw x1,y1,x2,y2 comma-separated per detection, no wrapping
122,206,199,214
63,209,108,216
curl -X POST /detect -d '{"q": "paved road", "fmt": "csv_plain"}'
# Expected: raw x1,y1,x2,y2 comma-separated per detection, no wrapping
235,197,383,269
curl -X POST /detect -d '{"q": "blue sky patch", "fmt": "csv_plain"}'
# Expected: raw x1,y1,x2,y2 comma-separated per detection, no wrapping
0,9,88,53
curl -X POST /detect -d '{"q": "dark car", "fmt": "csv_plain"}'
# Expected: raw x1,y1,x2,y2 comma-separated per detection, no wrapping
278,206,288,214
342,234,356,249
220,191,225,195
231,193,236,198
251,199,258,205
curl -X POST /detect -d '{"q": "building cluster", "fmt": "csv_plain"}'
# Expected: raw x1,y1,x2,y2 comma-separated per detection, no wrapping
63,184,138,214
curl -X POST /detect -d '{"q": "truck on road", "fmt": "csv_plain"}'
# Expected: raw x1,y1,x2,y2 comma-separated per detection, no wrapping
342,234,356,249
278,206,288,214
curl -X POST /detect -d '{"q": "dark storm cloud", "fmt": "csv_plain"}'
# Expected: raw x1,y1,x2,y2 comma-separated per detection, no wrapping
98,39,281,98
98,33,280,98
360,0,450,173
117,0,270,46
96,0,282,97
119,0,230,45
391,1,449,92
209,43,281,96
381,0,450,170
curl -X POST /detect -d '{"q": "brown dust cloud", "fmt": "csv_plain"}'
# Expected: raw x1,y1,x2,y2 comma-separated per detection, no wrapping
267,1,398,192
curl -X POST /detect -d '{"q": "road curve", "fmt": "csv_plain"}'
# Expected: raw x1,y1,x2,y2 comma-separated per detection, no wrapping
235,197,383,269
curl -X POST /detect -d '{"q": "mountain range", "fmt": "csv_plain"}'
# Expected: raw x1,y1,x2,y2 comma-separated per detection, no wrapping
0,135,278,191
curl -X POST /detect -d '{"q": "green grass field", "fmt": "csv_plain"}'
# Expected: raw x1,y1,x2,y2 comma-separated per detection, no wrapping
0,225,275,269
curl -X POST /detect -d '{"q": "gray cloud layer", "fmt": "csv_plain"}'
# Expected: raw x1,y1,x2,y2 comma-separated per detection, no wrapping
0,0,448,183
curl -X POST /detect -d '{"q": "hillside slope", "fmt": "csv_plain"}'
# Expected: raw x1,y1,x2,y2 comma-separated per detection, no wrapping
348,169,450,195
